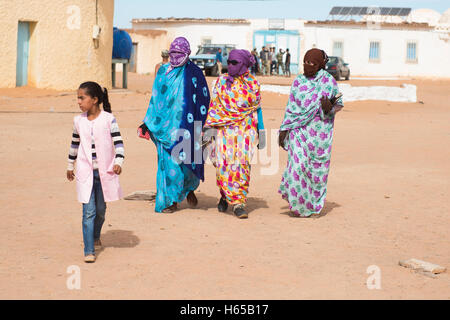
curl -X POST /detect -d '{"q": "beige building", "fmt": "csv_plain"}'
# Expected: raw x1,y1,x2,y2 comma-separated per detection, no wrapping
0,0,115,90
124,29,168,75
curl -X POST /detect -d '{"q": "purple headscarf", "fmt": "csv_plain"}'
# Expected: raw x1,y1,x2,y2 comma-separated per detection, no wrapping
225,49,255,88
167,37,191,72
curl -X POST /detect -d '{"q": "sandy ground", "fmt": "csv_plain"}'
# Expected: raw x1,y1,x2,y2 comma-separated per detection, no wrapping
0,73,449,300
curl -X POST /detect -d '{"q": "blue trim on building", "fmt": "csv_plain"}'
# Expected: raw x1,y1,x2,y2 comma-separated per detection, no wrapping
253,30,300,74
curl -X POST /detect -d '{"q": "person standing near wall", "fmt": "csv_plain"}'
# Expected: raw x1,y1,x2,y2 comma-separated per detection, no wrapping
285,48,291,77
154,50,170,78
269,47,276,75
251,48,260,75
259,46,268,76
216,48,223,76
276,48,285,75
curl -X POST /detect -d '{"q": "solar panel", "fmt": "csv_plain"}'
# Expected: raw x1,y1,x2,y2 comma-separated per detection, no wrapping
380,7,391,15
350,7,363,15
340,7,352,15
365,7,378,15
389,8,401,16
328,6,411,17
330,7,343,15
360,7,369,15
399,8,411,16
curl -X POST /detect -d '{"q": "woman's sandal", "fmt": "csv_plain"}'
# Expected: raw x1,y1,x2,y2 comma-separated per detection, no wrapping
233,204,248,219
186,191,198,207
162,203,178,213
217,197,228,212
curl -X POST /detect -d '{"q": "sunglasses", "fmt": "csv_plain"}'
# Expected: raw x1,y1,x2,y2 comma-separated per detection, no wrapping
227,60,239,66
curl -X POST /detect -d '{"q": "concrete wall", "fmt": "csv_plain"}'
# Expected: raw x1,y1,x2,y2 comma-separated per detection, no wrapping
302,24,450,77
0,0,114,90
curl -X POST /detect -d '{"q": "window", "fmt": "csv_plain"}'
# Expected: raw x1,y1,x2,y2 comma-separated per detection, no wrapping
369,41,380,61
333,41,343,58
201,38,211,45
406,42,417,62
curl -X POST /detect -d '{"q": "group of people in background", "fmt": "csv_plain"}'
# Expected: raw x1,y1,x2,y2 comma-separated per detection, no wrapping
254,46,291,77
67,36,343,263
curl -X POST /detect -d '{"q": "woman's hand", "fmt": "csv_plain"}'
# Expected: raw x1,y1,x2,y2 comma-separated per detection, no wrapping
321,97,333,114
278,130,288,149
67,170,75,181
113,165,122,175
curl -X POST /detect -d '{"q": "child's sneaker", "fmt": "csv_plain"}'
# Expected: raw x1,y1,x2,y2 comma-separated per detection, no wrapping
84,254,96,263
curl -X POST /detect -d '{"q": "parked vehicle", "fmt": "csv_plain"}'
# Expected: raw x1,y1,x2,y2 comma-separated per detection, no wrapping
190,44,236,76
325,56,350,81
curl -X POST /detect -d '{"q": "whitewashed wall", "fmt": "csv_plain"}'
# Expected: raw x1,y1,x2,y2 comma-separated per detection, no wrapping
130,19,450,78
302,24,450,77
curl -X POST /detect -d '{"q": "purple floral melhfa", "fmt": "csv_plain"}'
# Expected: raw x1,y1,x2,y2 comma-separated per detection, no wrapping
299,196,305,204
301,163,306,172
290,188,298,197
301,179,307,188
309,128,317,137
317,148,325,156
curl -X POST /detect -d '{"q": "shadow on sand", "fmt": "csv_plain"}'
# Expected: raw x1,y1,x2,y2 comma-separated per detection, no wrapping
96,230,140,257
176,192,269,216
280,201,341,219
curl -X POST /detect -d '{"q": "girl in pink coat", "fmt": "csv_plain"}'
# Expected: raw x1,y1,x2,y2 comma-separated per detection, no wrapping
66,82,124,263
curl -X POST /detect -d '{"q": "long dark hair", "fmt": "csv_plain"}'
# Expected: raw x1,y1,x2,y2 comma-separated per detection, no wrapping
79,81,112,113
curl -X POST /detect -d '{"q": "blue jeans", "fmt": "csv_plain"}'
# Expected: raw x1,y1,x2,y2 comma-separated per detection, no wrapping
82,170,106,256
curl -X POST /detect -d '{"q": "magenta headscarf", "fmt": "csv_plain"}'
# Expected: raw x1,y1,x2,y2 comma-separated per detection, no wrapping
167,37,191,73
225,49,255,88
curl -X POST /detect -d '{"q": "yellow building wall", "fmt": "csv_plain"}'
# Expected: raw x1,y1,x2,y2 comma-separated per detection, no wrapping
0,0,114,90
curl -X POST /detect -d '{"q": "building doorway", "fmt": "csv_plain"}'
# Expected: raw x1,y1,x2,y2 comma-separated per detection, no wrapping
253,30,300,74
16,22,30,87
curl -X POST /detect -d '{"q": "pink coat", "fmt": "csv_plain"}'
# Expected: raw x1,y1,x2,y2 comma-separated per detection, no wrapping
74,111,123,203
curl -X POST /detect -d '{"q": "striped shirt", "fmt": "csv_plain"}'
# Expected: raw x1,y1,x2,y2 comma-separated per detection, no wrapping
68,117,124,171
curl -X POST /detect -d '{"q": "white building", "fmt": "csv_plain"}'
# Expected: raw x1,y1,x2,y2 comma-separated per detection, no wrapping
129,8,450,78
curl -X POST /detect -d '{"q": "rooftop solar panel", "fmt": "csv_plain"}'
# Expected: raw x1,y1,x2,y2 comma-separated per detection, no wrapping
399,8,412,16
390,8,401,16
350,7,363,15
330,7,343,15
380,7,391,15
365,7,378,15
340,7,351,15
328,6,411,17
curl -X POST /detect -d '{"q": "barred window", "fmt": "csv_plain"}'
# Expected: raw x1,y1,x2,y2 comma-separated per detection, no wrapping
369,41,380,61
406,42,417,62
333,41,343,58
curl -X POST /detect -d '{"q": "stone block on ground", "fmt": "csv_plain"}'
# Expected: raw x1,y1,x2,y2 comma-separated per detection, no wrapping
399,258,446,274
124,190,156,201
